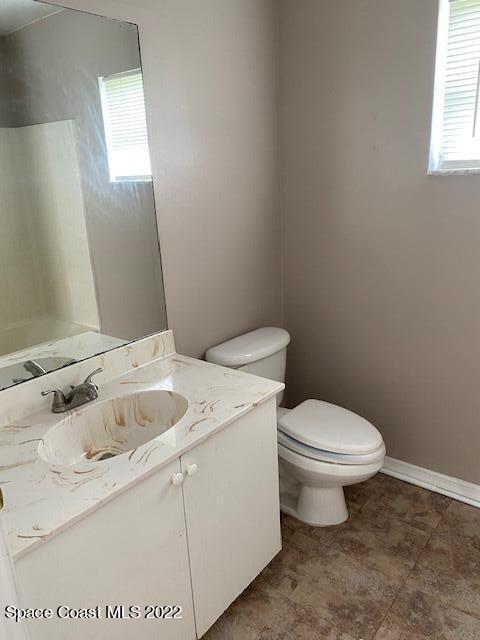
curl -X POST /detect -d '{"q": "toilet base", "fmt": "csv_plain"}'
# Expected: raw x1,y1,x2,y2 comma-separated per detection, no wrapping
280,485,349,527
278,441,384,528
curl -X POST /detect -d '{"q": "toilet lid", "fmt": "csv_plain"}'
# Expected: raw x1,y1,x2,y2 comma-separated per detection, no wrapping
278,399,383,455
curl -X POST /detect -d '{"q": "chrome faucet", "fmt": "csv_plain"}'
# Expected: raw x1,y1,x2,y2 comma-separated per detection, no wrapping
24,360,48,377
12,360,48,384
41,368,103,413
12,358,78,385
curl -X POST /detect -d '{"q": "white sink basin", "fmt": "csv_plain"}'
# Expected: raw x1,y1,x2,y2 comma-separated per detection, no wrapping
38,390,188,467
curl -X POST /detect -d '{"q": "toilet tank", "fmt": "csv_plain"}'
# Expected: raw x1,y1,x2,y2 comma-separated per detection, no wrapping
205,327,290,405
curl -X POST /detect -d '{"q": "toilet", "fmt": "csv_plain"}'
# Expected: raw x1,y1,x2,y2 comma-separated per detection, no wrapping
205,327,385,526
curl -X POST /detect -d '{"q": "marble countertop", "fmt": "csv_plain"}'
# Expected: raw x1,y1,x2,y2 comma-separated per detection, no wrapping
0,349,283,560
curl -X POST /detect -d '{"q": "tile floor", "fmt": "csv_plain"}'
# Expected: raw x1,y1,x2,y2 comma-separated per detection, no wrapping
204,473,480,640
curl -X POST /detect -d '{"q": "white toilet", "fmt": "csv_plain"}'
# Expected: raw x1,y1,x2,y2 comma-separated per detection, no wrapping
205,327,385,526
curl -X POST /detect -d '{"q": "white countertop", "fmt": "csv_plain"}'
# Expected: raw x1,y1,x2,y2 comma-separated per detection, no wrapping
0,350,283,560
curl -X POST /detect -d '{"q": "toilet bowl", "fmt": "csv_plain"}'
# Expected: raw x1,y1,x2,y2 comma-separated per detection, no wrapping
205,328,386,526
277,404,385,525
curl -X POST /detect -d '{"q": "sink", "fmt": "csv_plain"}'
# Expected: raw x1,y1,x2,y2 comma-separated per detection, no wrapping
38,390,188,467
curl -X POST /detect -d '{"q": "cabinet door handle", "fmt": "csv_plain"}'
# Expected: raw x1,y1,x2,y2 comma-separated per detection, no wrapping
185,464,198,477
171,472,184,487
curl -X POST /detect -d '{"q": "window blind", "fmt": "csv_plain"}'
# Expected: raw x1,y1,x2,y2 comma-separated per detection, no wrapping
99,69,152,182
430,0,480,172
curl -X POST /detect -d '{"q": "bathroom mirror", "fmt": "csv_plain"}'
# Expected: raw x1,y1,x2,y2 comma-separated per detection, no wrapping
0,1,167,391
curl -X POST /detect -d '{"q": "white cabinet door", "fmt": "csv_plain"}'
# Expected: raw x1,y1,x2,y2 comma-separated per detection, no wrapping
0,499,28,640
15,459,195,640
181,399,281,637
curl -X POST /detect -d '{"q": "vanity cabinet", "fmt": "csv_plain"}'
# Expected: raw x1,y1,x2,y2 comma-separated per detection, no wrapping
181,399,281,636
15,458,196,640
14,399,281,640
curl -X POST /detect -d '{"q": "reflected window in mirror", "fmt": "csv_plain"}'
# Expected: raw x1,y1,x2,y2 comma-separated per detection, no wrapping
99,69,152,182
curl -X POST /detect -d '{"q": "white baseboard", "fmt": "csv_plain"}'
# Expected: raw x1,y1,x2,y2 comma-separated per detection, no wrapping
381,456,480,509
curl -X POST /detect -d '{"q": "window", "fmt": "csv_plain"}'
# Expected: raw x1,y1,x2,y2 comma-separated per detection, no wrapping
430,0,480,173
99,69,152,182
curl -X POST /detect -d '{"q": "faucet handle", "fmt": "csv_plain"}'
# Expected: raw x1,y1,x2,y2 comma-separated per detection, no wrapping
83,368,103,386
41,389,66,398
41,389,67,411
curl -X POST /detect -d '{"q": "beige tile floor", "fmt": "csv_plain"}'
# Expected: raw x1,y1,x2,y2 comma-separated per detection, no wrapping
204,473,480,640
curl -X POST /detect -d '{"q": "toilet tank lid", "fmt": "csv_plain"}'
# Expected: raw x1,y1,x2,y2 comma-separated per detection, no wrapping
205,327,290,367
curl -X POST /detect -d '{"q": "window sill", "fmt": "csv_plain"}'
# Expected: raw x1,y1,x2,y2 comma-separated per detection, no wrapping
428,168,480,176
110,177,153,184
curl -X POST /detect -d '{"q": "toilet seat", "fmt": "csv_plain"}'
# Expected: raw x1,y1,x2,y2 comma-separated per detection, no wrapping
277,429,386,465
278,399,383,456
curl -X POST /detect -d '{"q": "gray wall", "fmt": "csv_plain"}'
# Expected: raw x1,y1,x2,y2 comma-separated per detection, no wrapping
279,0,480,484
0,39,12,126
55,0,282,358
4,9,167,340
